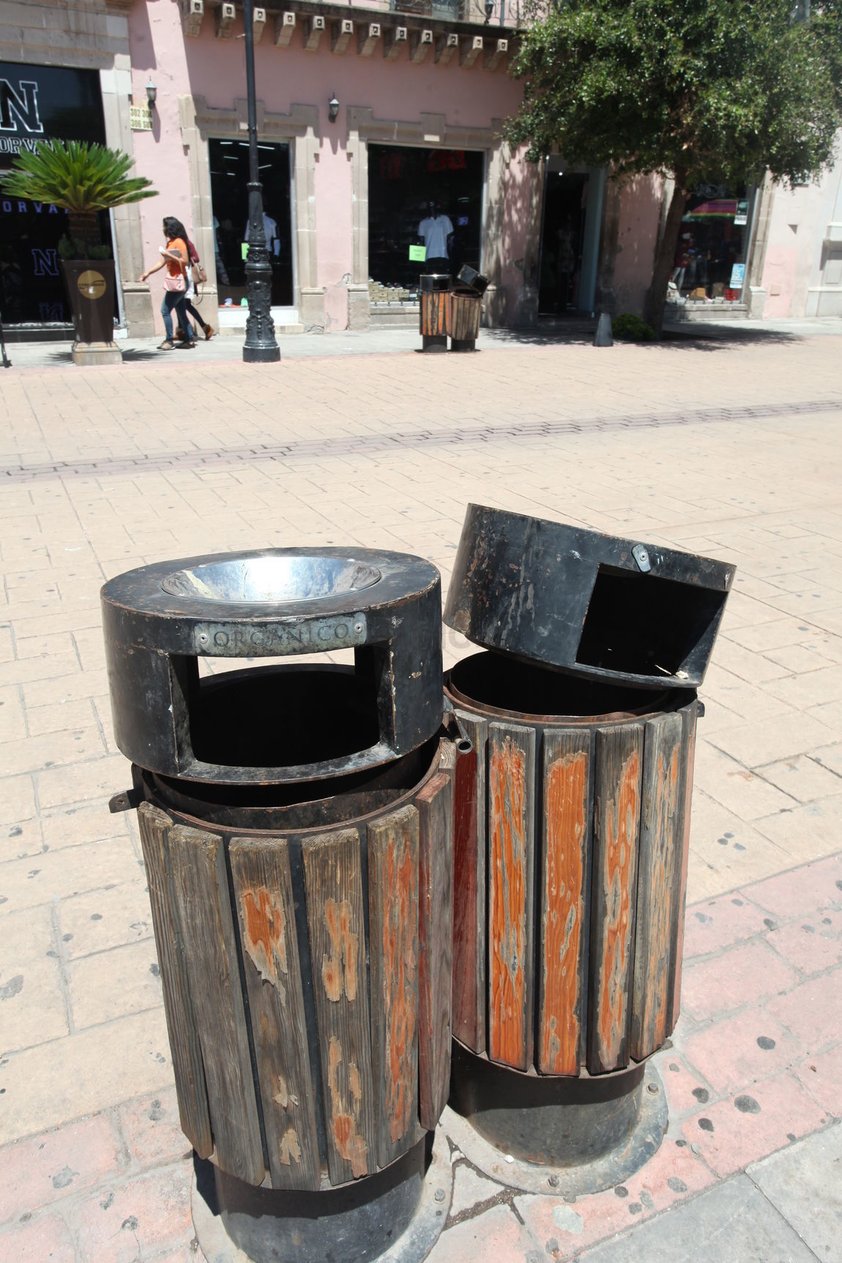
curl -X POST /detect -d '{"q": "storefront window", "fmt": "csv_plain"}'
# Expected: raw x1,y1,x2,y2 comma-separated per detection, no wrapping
368,145,484,291
1,62,108,325
208,139,293,308
671,184,752,305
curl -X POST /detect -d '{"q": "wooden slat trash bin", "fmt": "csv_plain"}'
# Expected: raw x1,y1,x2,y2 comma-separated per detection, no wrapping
102,548,458,1263
442,508,733,1179
418,273,450,353
446,290,482,352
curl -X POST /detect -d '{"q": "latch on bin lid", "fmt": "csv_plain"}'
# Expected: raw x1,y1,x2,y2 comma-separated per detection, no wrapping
443,504,734,690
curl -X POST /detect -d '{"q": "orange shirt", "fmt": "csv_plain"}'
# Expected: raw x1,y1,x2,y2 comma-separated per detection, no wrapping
165,237,188,277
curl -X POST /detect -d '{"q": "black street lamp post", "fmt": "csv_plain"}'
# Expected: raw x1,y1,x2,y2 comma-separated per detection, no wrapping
242,0,280,363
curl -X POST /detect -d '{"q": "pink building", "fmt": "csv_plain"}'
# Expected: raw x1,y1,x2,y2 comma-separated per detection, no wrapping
1,1,839,339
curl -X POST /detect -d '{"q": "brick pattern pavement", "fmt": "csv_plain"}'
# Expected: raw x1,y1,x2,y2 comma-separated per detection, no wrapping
1,333,841,1259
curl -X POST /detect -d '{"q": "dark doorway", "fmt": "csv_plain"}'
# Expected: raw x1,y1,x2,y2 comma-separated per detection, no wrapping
208,138,293,309
538,172,588,315
368,144,484,290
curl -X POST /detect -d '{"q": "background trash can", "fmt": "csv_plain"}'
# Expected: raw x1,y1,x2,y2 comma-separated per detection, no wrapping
446,289,482,352
419,273,450,353
442,507,733,1174
103,548,456,1263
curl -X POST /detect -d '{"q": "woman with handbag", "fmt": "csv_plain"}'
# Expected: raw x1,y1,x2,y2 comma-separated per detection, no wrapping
139,216,197,350
178,237,215,341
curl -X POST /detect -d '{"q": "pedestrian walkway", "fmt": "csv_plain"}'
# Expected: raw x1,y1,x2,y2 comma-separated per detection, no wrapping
0,324,840,1260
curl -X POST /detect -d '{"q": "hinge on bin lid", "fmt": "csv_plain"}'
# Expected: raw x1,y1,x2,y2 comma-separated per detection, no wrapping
632,543,651,572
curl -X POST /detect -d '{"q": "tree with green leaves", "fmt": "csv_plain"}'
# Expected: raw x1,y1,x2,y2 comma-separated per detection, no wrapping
506,0,842,332
0,139,157,258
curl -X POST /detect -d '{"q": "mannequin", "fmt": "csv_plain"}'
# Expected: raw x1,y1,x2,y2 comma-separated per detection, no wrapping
418,201,454,274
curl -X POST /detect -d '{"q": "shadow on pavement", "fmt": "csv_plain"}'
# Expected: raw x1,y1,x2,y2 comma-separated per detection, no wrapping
492,319,802,351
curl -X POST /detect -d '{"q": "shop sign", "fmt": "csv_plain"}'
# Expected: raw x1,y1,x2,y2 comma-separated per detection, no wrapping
729,262,746,289
0,62,105,166
734,200,749,226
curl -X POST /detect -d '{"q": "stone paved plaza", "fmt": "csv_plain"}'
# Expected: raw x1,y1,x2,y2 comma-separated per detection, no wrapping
1,321,841,1261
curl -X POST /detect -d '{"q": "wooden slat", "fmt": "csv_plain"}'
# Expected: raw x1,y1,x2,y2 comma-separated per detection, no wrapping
368,804,420,1169
168,824,265,1184
487,722,536,1071
538,729,591,1075
668,701,699,1031
303,828,375,1185
137,803,213,1158
588,723,643,1074
451,712,488,1052
416,743,456,1129
229,837,321,1190
630,712,686,1061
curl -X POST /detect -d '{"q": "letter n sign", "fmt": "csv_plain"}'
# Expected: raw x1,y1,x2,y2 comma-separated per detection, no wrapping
0,80,44,134
32,248,59,278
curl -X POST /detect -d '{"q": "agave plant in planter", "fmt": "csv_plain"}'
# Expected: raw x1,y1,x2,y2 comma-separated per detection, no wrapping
0,139,157,363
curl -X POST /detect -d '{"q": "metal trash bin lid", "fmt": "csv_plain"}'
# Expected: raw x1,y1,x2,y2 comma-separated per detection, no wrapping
443,505,734,690
102,547,443,783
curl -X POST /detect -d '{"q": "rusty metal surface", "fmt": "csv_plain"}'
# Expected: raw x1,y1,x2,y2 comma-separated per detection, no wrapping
101,547,442,784
444,504,734,689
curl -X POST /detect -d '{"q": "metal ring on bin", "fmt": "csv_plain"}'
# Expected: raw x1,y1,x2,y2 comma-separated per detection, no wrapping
444,504,734,689
101,547,443,784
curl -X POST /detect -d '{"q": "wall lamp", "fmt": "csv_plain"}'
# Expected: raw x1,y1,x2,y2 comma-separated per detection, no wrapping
328,92,340,123
145,79,158,108
484,0,494,22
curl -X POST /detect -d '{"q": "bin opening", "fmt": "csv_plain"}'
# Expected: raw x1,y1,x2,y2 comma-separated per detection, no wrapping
161,554,382,604
576,567,727,679
185,663,382,769
448,651,680,720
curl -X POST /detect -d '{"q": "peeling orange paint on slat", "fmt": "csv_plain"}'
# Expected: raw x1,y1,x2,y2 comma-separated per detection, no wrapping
242,886,288,986
489,736,528,1068
327,1036,368,1177
322,898,358,1002
541,750,587,1074
381,832,417,1145
596,749,640,1068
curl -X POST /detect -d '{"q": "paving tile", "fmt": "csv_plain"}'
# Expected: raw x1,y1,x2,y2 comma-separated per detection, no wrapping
0,1008,172,1146
0,1211,77,1262
59,881,152,960
693,742,797,820
752,801,842,866
69,1163,193,1263
426,1202,540,1263
748,1122,842,1263
0,772,35,827
67,939,162,1028
680,1074,830,1177
40,801,131,853
764,969,842,1055
678,1006,800,1092
658,1049,720,1118
0,836,142,916
708,712,839,769
116,1088,190,1170
514,1123,715,1258
682,892,773,959
35,753,128,811
755,753,842,802
680,939,799,1022
0,1114,123,1226
743,850,842,918
766,911,842,975
574,1173,820,1262
0,903,68,1052
793,1043,842,1116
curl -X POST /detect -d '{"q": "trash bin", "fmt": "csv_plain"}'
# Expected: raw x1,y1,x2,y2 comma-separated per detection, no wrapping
418,274,450,353
446,289,482,353
442,507,734,1174
102,548,457,1263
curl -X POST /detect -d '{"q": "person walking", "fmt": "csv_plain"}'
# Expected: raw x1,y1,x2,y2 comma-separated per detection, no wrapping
179,236,215,341
139,216,197,350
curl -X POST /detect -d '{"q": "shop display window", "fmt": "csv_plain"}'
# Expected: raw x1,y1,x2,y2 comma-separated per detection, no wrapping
671,184,752,305
208,139,293,308
368,144,484,293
